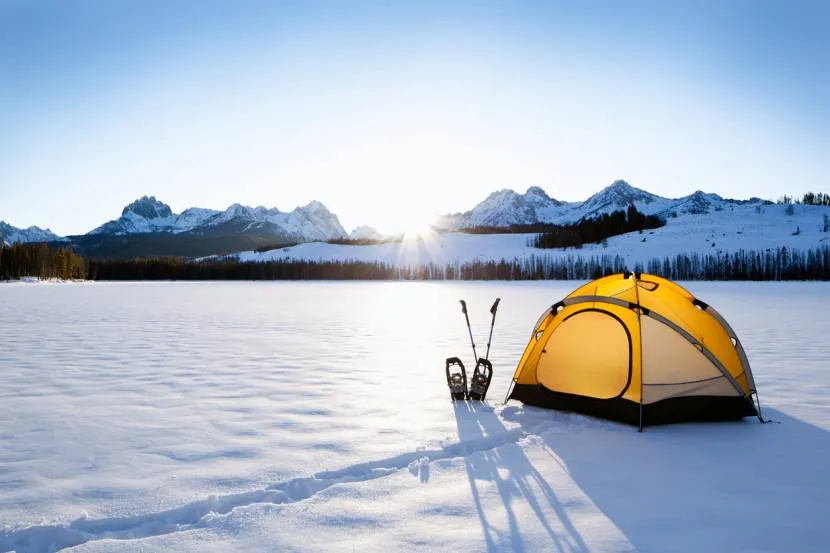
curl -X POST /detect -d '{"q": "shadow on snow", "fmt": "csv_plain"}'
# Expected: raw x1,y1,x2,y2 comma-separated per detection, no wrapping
499,405,830,553
454,401,590,553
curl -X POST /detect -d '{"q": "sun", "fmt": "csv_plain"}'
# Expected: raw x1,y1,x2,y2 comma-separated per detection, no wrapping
400,220,435,241
369,206,437,242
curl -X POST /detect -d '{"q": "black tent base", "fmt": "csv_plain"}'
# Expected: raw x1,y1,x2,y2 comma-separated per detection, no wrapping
508,384,758,427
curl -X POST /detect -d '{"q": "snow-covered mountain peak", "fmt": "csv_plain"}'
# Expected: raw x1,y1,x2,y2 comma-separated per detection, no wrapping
690,190,723,202
0,221,61,244
593,179,659,205
179,207,219,218
478,189,517,204
121,196,173,220
91,196,178,235
525,186,564,207
251,206,280,218
282,201,346,240
668,190,727,215
349,225,383,240
576,180,666,219
467,189,537,227
299,200,341,220
451,186,570,228
303,200,328,212
222,203,249,218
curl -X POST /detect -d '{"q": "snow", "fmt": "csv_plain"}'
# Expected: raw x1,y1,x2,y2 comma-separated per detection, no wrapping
1,281,829,552
0,277,88,285
227,202,830,268
0,276,42,284
232,232,538,267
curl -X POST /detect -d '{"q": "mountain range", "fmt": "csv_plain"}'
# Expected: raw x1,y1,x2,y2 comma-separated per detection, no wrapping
2,196,350,257
88,196,347,241
435,180,765,229
0,221,61,245
1,181,771,257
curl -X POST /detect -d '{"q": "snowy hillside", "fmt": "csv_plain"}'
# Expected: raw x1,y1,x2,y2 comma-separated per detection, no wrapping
0,221,61,244
228,202,830,268
89,196,347,242
438,180,768,229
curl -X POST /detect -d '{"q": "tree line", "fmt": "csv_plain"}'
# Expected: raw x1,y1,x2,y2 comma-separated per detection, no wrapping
325,236,402,246
4,241,829,282
86,245,830,281
0,243,87,280
458,206,665,250
778,192,830,206
529,205,665,249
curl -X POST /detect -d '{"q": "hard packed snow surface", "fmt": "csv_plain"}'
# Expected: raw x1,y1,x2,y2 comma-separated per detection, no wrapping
1,281,829,553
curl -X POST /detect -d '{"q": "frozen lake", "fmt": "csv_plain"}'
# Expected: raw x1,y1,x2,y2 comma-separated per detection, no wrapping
2,281,830,552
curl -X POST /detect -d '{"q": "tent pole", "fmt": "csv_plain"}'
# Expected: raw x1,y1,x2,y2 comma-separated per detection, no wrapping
633,272,645,433
755,392,774,423
503,380,515,405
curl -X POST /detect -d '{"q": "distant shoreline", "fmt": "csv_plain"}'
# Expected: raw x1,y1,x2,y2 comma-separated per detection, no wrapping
84,245,830,282
4,241,829,282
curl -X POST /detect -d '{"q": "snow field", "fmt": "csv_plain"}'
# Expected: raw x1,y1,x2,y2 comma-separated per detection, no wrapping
1,281,829,552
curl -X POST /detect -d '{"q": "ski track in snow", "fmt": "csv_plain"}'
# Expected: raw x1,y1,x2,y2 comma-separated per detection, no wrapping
0,415,548,553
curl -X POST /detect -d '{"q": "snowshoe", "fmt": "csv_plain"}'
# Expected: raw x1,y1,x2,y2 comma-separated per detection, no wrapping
445,357,468,400
467,358,493,400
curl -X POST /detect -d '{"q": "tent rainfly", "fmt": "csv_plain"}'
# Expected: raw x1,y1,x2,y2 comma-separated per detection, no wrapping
506,273,762,429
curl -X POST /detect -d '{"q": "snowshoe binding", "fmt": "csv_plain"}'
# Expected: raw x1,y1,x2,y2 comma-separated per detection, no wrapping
467,358,493,400
445,357,468,400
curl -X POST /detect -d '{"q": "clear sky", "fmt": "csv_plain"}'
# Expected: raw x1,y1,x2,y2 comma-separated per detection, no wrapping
2,0,829,235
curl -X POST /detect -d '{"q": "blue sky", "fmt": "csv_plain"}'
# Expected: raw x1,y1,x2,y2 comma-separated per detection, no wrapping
2,0,828,235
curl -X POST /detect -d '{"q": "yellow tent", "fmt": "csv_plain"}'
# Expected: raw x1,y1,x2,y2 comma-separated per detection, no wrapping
506,272,760,428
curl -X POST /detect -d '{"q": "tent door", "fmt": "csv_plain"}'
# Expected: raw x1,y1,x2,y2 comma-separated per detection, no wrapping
537,309,632,400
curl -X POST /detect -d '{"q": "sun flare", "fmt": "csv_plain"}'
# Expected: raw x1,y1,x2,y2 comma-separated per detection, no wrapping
402,223,434,242
394,213,436,241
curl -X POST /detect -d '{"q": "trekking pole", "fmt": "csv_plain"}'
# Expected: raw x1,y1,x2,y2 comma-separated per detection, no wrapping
484,298,501,360
459,300,478,362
